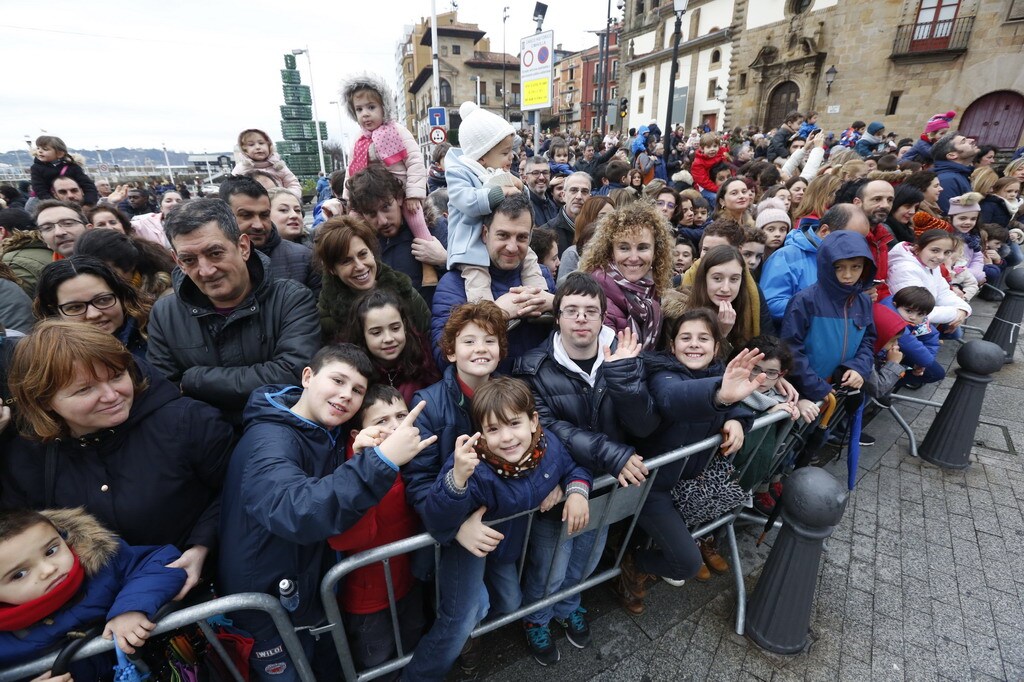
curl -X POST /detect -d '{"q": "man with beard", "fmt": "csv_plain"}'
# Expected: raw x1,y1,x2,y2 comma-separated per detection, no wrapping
542,172,592,257
219,176,321,295
849,178,895,300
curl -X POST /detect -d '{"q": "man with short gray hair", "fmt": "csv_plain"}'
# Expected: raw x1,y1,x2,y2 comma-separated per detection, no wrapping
542,171,592,256
147,198,320,421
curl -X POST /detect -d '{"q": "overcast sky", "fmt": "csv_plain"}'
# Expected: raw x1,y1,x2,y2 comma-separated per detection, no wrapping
2,0,608,154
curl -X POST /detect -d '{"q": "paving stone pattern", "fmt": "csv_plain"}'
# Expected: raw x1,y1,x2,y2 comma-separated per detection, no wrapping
459,299,1024,681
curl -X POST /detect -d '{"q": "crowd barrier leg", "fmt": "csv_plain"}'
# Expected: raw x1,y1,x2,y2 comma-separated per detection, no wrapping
197,619,246,682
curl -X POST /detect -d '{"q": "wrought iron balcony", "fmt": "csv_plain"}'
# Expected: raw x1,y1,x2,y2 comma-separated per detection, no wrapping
891,16,973,58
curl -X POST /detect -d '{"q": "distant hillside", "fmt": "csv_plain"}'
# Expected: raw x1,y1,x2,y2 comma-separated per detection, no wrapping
0,148,231,169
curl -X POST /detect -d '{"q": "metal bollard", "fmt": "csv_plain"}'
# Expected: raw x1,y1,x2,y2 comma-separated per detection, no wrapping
919,339,1005,469
745,467,848,654
982,268,1024,363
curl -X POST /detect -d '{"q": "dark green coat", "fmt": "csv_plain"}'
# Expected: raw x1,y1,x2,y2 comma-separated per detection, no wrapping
318,261,431,344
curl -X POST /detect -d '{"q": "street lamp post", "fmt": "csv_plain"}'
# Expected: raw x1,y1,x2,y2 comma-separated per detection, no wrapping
502,5,510,120
162,143,175,184
328,100,349,171
664,0,689,140
292,47,327,176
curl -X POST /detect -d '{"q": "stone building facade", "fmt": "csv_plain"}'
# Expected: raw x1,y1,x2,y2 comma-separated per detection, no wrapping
552,28,620,134
397,11,520,143
619,0,734,134
725,0,1024,150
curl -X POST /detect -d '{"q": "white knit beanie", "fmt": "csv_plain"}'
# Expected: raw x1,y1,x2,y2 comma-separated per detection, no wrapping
458,101,515,162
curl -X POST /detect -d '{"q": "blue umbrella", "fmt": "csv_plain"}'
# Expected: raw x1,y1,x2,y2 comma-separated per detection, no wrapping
847,394,865,490
112,642,149,682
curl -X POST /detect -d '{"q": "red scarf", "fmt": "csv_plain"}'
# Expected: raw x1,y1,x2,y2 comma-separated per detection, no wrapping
347,122,409,177
0,550,84,632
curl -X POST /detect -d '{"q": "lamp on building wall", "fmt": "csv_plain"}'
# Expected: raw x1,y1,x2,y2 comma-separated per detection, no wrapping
715,84,725,103
825,65,838,97
663,0,689,138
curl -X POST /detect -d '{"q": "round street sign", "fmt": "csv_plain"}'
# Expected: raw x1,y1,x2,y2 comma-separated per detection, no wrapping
98,163,110,173
429,126,447,145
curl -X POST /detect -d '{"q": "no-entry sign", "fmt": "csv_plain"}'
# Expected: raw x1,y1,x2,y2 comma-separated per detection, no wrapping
429,126,447,144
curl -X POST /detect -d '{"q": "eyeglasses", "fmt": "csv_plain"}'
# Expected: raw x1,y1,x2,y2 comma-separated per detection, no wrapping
525,171,550,178
559,306,602,321
37,218,84,234
750,365,781,380
57,293,118,316
656,200,676,209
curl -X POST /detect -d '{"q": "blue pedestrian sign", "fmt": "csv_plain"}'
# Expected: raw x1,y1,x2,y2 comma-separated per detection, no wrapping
428,107,448,128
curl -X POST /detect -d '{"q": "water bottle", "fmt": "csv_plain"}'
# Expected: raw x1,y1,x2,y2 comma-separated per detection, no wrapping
278,578,299,612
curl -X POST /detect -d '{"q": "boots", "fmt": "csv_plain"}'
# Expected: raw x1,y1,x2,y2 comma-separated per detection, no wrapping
698,536,730,575
615,552,653,615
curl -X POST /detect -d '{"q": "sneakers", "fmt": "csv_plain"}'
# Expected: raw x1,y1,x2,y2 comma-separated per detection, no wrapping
858,431,876,446
555,607,591,649
662,576,687,587
698,537,730,574
524,622,560,666
458,636,482,672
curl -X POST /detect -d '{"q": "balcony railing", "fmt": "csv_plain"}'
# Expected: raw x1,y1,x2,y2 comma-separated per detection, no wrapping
891,15,973,57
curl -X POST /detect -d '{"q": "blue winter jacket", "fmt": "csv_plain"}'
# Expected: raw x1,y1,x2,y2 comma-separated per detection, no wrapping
430,262,555,372
422,427,590,563
0,509,184,669
445,147,502,270
640,353,754,488
899,138,933,164
781,231,877,401
760,226,821,322
879,296,940,368
218,385,400,627
934,160,974,214
402,366,474,545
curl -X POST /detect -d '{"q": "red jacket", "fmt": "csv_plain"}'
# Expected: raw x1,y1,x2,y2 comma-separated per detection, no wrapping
866,222,893,300
690,147,728,193
327,440,420,614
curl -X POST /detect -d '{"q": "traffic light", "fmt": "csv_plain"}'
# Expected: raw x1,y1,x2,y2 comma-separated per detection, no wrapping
619,98,628,117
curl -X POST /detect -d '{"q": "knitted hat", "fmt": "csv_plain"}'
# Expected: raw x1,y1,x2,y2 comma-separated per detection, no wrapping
911,210,952,238
755,198,791,230
946,191,983,216
457,101,515,163
867,122,886,135
924,111,956,135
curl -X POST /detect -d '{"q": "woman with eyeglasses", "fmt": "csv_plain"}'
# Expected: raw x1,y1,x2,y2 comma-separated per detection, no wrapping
34,256,154,359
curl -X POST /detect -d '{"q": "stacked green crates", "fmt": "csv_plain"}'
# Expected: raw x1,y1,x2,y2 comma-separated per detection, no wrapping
277,53,324,180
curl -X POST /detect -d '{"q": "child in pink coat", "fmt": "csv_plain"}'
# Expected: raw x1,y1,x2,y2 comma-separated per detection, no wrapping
231,128,303,198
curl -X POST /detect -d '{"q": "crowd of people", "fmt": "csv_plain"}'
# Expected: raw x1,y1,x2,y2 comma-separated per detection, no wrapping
0,90,1021,682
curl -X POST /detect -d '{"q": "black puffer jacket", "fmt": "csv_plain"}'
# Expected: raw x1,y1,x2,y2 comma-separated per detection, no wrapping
0,360,234,550
513,331,660,478
147,250,321,418
259,225,322,294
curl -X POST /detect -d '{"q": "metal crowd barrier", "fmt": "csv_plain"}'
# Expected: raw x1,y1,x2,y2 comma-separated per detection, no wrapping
0,408,825,682
317,408,807,682
0,593,316,682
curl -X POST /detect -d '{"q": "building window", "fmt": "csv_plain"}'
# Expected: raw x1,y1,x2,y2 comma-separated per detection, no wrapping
569,66,576,80
452,44,461,55
439,78,452,106
1010,0,1024,20
441,45,448,56
612,60,618,73
635,0,645,15
789,0,813,14
639,96,645,112
711,49,721,65
494,81,503,97
739,72,747,90
707,77,718,100
639,71,647,88
886,91,902,116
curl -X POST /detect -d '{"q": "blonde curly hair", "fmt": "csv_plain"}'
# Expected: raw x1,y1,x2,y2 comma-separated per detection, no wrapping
578,200,674,294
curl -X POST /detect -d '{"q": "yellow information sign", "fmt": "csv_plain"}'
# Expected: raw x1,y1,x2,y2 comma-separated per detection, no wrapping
522,78,550,108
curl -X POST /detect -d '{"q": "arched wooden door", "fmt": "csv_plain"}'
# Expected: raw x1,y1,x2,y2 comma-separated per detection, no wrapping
960,90,1024,150
764,81,800,130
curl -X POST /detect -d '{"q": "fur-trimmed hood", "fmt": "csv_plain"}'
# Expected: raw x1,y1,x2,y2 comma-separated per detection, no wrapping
41,507,118,577
1,229,48,254
233,128,288,172
340,72,395,123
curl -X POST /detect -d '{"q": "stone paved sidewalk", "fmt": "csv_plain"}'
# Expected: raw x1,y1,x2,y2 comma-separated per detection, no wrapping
460,299,1024,681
